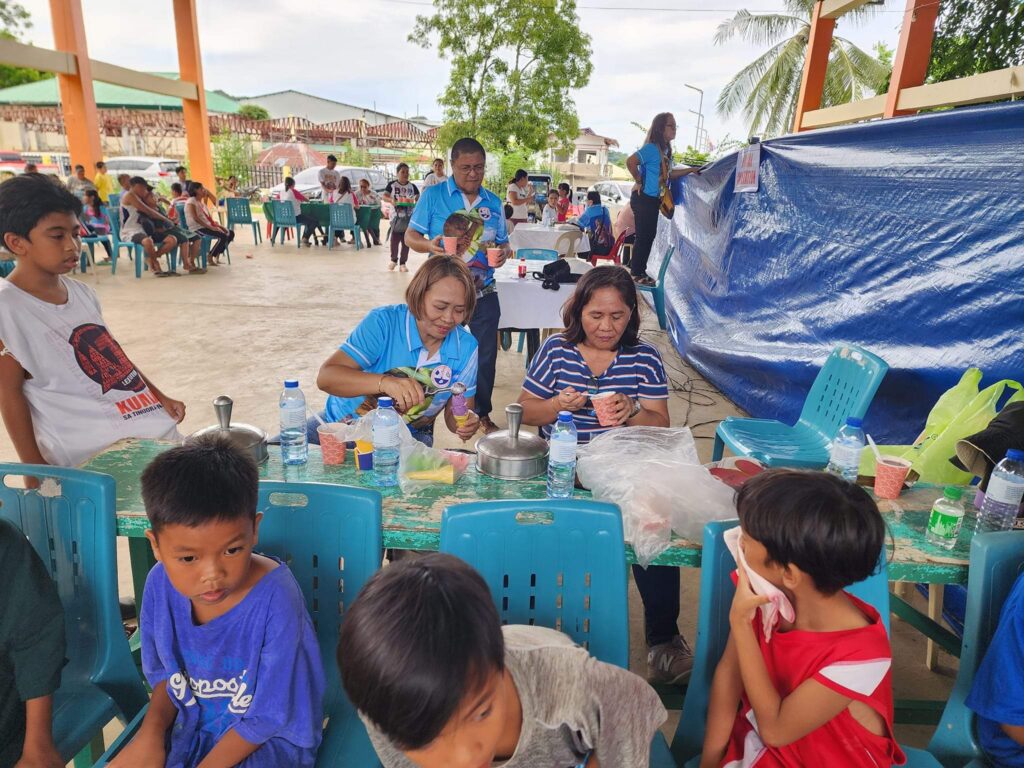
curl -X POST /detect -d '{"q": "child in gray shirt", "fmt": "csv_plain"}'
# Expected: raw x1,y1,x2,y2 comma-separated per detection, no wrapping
338,552,667,768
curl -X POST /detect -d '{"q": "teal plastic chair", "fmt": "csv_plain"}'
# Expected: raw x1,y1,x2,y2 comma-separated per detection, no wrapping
327,203,360,251
270,200,303,247
673,520,938,768
712,345,889,469
636,245,674,330
174,202,212,269
96,481,384,767
226,197,262,244
108,211,140,277
0,464,148,764
0,258,14,278
107,192,120,209
927,531,1024,768
515,247,558,261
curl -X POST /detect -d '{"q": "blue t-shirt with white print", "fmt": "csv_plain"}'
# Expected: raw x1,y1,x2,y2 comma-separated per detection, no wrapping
142,558,324,767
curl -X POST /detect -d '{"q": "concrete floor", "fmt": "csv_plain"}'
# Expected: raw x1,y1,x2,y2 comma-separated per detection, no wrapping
1,228,953,756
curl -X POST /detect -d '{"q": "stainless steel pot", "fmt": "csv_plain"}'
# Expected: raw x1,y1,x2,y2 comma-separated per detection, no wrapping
188,395,269,465
476,403,549,480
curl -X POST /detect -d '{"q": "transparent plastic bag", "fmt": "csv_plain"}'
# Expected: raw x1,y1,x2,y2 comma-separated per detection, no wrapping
577,427,737,565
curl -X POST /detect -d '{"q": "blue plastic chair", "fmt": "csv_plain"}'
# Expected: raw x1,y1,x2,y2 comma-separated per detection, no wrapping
712,345,889,469
0,258,14,278
0,464,148,764
636,245,675,330
174,202,212,269
927,531,1024,768
673,520,938,768
108,210,180,278
515,247,558,261
327,203,361,250
107,192,120,209
270,200,304,247
96,481,384,767
226,197,262,244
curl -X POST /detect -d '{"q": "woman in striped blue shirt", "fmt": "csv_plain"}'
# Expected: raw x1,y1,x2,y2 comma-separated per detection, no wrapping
518,266,693,686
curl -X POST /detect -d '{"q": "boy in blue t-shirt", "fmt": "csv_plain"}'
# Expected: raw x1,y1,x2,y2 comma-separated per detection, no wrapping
109,436,324,768
967,570,1024,766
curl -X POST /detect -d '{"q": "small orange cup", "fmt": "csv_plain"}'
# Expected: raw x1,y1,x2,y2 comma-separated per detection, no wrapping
443,236,459,255
591,392,620,427
874,456,912,499
317,424,347,466
487,247,503,267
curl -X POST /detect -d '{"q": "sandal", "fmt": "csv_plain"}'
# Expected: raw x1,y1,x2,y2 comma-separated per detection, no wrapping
187,268,207,275
154,271,171,278
634,276,655,286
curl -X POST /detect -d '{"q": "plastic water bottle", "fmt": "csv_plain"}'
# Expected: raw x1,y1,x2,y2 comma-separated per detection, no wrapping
825,417,865,483
546,411,578,499
975,449,1024,533
926,486,966,550
371,397,401,487
279,379,308,465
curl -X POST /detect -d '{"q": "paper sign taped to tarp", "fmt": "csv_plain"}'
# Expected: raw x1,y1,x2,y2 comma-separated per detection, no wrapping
734,143,760,193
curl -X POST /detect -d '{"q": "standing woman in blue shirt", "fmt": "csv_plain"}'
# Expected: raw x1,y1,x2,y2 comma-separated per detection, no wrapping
626,113,699,285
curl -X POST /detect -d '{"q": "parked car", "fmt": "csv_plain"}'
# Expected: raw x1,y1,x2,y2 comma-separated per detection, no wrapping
103,156,180,183
268,166,388,201
589,179,634,225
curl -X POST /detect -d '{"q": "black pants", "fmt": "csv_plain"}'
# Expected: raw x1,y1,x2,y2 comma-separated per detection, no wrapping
197,227,234,259
296,214,318,242
631,564,680,647
389,229,410,264
469,291,500,418
630,191,661,278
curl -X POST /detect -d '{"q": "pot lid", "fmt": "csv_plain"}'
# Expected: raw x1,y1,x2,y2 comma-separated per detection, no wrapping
476,403,549,461
188,395,267,450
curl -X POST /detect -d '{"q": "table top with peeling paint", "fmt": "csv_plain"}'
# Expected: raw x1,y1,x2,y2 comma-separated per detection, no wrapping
85,439,974,581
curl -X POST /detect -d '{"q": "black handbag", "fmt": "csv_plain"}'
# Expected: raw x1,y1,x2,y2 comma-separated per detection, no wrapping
532,258,580,291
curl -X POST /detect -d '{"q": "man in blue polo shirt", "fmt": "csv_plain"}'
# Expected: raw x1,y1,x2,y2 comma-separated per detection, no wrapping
406,137,511,434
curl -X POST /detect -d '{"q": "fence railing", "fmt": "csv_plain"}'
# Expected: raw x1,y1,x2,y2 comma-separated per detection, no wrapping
243,165,290,189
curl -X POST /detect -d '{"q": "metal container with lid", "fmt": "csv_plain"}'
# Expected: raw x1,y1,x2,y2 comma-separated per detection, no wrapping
188,395,269,465
476,403,549,480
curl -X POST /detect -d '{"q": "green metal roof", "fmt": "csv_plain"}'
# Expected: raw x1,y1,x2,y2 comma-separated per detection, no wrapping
0,74,241,113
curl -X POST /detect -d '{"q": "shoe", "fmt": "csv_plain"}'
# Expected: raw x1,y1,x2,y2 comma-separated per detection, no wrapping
478,416,500,435
388,262,396,271
647,635,693,685
634,275,656,287
399,264,409,272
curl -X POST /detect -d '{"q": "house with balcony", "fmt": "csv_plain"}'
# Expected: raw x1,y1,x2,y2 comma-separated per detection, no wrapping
546,127,619,191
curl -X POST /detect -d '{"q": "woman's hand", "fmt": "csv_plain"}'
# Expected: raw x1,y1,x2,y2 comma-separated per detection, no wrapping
631,182,640,194
730,565,769,630
555,387,588,412
381,376,425,414
429,235,448,256
606,393,634,426
454,409,480,441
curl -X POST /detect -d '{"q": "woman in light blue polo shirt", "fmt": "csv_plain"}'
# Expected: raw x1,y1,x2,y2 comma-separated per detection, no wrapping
316,257,481,446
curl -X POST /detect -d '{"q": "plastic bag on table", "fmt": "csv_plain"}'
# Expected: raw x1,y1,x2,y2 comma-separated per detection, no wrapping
577,427,737,565
399,439,470,491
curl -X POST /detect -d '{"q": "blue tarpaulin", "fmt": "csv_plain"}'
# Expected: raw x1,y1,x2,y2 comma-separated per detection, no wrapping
650,100,1024,443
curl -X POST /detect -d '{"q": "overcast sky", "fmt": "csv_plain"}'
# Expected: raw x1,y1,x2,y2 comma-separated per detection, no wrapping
19,0,910,154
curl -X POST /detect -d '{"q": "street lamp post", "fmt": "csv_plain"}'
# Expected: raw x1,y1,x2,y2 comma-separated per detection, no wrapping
684,83,704,150
689,108,704,152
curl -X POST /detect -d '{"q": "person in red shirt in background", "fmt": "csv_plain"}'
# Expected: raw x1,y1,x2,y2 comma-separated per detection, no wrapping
556,182,572,222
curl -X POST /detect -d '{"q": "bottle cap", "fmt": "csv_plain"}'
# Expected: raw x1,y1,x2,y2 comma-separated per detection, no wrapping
378,397,394,409
557,411,573,423
284,379,299,388
846,416,863,428
943,486,963,500
1007,449,1024,462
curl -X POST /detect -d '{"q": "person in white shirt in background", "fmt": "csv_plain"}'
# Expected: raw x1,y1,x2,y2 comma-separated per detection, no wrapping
281,177,319,247
319,155,342,204
541,190,559,227
422,157,447,189
506,169,534,231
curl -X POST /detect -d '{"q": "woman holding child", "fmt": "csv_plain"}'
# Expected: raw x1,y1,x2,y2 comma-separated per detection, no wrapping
517,267,693,684
316,256,481,446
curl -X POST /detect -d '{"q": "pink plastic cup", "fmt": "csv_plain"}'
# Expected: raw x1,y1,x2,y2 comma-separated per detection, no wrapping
873,456,912,499
443,236,459,255
317,424,347,466
487,247,503,267
591,392,620,427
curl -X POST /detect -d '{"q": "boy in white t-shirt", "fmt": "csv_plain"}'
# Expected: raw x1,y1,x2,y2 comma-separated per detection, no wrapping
0,173,184,467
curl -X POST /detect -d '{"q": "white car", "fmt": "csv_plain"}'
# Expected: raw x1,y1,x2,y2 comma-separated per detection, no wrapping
103,156,180,183
589,180,634,226
268,166,388,201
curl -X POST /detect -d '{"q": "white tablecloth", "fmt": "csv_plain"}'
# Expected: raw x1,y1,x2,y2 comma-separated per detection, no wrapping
493,260,571,330
509,224,590,256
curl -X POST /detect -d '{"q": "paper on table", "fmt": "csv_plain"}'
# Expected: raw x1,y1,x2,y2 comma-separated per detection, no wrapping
724,526,795,642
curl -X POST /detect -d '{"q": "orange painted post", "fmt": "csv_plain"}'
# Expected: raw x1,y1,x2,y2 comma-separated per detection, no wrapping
172,0,214,193
48,0,102,171
884,0,941,118
792,1,836,133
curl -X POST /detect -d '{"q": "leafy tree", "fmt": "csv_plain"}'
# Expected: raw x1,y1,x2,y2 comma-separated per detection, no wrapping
211,130,254,185
411,0,593,156
238,104,270,121
0,1,54,90
929,0,1024,82
715,0,891,138
608,150,628,168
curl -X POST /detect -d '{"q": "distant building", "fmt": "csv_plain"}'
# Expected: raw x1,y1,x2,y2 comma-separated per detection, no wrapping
237,90,437,131
546,128,620,190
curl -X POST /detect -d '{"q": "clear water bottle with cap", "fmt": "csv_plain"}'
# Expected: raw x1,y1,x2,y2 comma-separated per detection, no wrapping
926,486,965,550
546,411,578,499
279,379,308,465
975,449,1024,533
371,397,401,487
826,417,865,483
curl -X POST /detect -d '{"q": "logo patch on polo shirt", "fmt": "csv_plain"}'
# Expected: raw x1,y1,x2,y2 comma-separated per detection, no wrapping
431,364,453,388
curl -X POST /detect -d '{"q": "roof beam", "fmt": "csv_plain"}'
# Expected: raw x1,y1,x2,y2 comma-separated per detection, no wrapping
89,60,198,100
897,65,1024,110
799,94,886,129
820,0,874,19
0,36,77,74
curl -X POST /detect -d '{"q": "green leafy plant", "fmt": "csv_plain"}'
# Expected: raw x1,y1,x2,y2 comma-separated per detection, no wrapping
211,130,254,185
929,0,1024,82
238,104,270,121
0,1,54,89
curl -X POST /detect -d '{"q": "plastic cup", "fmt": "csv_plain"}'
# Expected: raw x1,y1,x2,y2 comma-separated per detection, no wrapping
591,391,619,427
873,456,913,499
486,247,503,267
443,236,459,255
317,424,347,466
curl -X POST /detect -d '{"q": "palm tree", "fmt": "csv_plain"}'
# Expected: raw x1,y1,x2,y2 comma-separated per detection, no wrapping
716,0,891,137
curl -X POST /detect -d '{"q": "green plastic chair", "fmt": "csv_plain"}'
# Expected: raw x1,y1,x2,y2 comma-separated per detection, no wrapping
927,531,1024,767
0,464,148,764
270,200,303,248
327,203,360,250
636,245,674,330
712,345,889,469
226,197,261,244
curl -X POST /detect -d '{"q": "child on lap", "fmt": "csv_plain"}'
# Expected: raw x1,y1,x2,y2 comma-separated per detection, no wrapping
339,552,667,768
109,436,324,768
701,470,906,767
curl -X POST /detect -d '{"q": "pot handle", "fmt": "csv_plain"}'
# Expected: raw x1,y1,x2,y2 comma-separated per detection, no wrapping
213,395,234,430
505,403,523,446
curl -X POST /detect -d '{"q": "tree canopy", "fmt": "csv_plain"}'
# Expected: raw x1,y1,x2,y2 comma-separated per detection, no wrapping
238,104,270,121
0,1,53,90
929,0,1024,82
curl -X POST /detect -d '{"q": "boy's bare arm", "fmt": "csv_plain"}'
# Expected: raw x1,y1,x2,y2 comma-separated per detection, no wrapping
700,635,743,768
137,369,186,424
18,695,63,768
1002,723,1024,746
0,341,47,465
195,729,260,768
108,681,177,768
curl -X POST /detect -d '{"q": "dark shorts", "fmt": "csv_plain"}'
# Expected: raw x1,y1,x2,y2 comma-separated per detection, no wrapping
130,233,150,245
